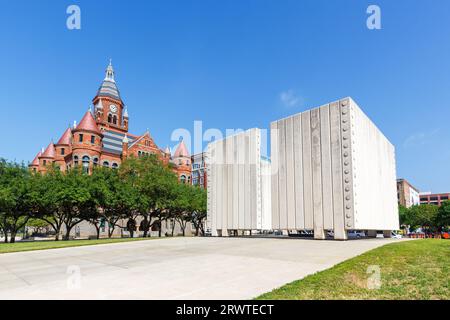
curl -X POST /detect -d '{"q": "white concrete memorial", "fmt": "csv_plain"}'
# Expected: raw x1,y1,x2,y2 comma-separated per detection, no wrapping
271,97,399,239
206,128,272,236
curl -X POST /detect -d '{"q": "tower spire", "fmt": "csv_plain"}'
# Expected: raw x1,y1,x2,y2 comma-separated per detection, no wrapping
104,59,115,82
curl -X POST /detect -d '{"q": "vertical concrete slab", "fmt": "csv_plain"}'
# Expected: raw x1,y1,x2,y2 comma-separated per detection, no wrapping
244,134,251,230
302,111,314,230
311,108,325,240
270,121,280,230
232,135,239,230
329,102,347,240
238,134,245,230
320,105,334,230
278,119,288,229
340,98,355,231
285,116,296,229
293,114,305,230
225,136,233,231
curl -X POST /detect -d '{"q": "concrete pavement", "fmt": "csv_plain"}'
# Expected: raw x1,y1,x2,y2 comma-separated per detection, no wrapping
0,237,406,300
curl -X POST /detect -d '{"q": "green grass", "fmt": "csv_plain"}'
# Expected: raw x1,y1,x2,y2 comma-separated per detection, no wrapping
0,237,157,254
257,240,450,300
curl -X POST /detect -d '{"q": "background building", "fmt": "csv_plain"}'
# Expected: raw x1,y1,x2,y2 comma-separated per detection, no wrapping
191,152,207,188
29,62,190,181
397,179,421,208
420,192,450,206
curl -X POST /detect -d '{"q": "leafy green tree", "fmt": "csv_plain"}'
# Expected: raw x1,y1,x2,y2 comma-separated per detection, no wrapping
122,155,178,237
0,160,32,243
191,187,207,236
408,204,439,233
28,168,65,240
436,201,450,231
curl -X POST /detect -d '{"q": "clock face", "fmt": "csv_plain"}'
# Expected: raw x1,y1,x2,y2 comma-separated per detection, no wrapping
109,105,117,113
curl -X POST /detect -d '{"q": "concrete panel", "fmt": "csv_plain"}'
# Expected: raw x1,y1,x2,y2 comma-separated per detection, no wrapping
311,108,325,239
285,117,296,229
278,119,288,229
292,114,305,229
302,111,314,230
270,121,280,230
207,129,272,234
329,102,347,240
320,105,334,230
350,99,399,231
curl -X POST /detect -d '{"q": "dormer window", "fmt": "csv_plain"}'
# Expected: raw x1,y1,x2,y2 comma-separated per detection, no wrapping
79,134,83,143
91,135,95,144
61,148,65,156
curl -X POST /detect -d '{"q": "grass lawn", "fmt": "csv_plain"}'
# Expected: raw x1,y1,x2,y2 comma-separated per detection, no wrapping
257,239,450,300
0,237,157,254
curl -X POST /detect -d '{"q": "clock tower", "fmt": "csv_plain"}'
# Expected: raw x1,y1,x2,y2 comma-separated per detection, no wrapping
93,60,129,133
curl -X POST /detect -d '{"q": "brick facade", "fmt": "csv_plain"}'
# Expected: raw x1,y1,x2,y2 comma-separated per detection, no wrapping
29,62,191,181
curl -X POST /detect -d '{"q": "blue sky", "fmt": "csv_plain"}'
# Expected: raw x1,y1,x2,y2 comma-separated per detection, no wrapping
0,0,449,192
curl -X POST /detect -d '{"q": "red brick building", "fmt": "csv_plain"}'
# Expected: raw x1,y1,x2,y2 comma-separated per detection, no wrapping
29,62,191,181
420,193,450,206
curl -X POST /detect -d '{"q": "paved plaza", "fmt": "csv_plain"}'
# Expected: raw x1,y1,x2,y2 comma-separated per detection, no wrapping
0,237,405,299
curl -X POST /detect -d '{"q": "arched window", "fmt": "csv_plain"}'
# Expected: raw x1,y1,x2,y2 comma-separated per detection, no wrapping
103,161,110,168
108,114,112,123
112,163,119,169
82,156,90,174
113,115,117,125
93,158,99,167
74,156,79,166
180,175,186,184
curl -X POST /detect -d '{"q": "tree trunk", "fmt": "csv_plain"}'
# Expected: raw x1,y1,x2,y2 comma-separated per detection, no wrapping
171,220,175,237
158,220,162,238
64,226,73,241
3,234,8,243
10,232,16,243
95,225,100,240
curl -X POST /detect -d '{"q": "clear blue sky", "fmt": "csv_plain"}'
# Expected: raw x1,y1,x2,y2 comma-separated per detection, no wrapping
0,0,449,193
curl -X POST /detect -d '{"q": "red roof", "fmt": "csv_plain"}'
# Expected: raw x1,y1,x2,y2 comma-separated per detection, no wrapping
40,143,55,159
174,140,190,158
75,111,102,135
30,151,42,166
57,128,72,145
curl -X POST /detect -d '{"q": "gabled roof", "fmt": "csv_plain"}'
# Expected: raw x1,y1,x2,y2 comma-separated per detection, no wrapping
56,127,72,145
129,131,151,149
75,111,102,135
174,140,190,158
30,151,42,166
40,142,55,159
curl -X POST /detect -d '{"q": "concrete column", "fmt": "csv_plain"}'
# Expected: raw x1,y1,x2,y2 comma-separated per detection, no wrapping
282,230,289,236
222,229,229,237
334,229,348,241
383,230,392,238
314,229,326,240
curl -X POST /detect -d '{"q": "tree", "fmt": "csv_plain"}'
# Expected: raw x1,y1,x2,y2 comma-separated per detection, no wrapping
0,160,32,243
408,204,439,233
29,168,65,241
32,167,94,241
191,187,207,236
436,201,450,231
121,155,178,237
